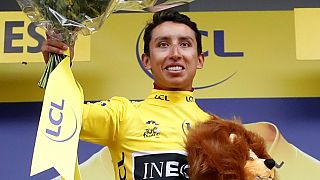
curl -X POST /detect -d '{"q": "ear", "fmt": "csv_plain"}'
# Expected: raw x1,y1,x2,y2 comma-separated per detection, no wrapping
196,53,204,69
142,53,151,70
249,149,258,159
229,133,237,143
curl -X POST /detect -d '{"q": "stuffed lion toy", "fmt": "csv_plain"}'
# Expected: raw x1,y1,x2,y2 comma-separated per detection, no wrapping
186,115,277,180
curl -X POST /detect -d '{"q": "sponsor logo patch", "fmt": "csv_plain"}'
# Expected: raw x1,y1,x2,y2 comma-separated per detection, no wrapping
144,120,160,138
132,151,189,179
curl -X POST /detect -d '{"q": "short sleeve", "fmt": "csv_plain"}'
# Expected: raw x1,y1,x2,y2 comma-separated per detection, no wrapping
80,96,130,146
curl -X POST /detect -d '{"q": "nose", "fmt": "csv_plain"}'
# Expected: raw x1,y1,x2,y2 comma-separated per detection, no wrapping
264,159,276,170
170,44,182,60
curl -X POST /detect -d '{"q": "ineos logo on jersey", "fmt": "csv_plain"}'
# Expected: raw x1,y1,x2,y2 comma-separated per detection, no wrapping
135,28,243,90
132,151,189,179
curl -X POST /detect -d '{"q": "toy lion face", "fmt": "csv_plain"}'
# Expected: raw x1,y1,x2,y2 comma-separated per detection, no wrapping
185,116,276,180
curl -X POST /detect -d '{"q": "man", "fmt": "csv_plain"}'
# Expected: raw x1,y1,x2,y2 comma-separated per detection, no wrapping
43,10,209,179
43,9,320,180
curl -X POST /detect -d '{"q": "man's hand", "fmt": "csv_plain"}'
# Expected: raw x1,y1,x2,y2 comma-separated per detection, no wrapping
41,36,75,63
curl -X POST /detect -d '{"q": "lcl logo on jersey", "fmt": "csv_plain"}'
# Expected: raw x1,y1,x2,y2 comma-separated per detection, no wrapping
185,96,194,102
135,28,244,90
154,94,170,101
132,151,189,179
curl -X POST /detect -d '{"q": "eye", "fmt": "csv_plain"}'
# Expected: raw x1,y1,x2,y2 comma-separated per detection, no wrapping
249,156,255,161
158,42,169,48
180,41,191,48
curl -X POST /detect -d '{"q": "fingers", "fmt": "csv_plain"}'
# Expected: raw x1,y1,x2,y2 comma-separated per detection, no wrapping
41,38,68,54
41,38,68,63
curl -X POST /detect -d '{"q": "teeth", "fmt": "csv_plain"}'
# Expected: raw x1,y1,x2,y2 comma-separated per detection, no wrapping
167,66,183,71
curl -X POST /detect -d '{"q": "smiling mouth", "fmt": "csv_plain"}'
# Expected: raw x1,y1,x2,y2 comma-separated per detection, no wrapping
165,65,185,71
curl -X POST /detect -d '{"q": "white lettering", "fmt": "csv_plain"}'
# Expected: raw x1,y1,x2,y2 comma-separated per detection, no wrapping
143,162,165,179
151,162,164,178
166,161,179,177
143,163,149,179
180,164,189,178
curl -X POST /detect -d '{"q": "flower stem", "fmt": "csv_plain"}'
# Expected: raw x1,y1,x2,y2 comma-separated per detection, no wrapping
38,52,66,88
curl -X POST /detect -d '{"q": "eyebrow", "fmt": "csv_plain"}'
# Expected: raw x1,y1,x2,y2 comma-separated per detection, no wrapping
153,36,195,42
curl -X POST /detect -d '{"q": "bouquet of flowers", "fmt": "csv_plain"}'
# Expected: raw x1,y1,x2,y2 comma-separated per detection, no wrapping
16,0,195,88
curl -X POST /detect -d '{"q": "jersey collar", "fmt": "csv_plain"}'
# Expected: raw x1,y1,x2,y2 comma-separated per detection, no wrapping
146,89,196,103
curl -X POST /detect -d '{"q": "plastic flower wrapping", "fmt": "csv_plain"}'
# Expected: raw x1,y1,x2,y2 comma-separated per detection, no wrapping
16,0,194,88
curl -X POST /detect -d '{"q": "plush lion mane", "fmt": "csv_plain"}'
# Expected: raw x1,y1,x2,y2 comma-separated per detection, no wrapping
185,115,271,180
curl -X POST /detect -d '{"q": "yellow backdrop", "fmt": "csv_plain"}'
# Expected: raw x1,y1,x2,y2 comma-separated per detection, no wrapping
1,11,320,102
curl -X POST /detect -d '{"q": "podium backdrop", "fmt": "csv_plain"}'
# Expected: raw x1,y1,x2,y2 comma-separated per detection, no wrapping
0,1,319,179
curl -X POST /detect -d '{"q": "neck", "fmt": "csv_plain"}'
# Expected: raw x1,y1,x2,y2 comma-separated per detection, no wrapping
153,83,194,92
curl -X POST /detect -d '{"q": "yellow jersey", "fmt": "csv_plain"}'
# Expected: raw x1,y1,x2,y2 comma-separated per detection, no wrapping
80,89,209,180
75,119,320,180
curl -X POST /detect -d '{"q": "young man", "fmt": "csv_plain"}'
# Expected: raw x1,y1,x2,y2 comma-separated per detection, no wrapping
44,10,209,179
42,10,320,180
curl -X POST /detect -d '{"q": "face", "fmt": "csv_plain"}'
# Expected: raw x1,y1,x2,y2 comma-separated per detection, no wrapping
142,21,204,91
245,150,275,180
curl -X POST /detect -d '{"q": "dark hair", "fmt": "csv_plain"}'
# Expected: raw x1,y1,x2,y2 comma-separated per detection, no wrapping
143,10,202,55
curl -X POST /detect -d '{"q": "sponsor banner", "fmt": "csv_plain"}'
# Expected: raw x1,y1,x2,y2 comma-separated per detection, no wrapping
0,12,90,63
30,56,83,179
2,11,320,102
